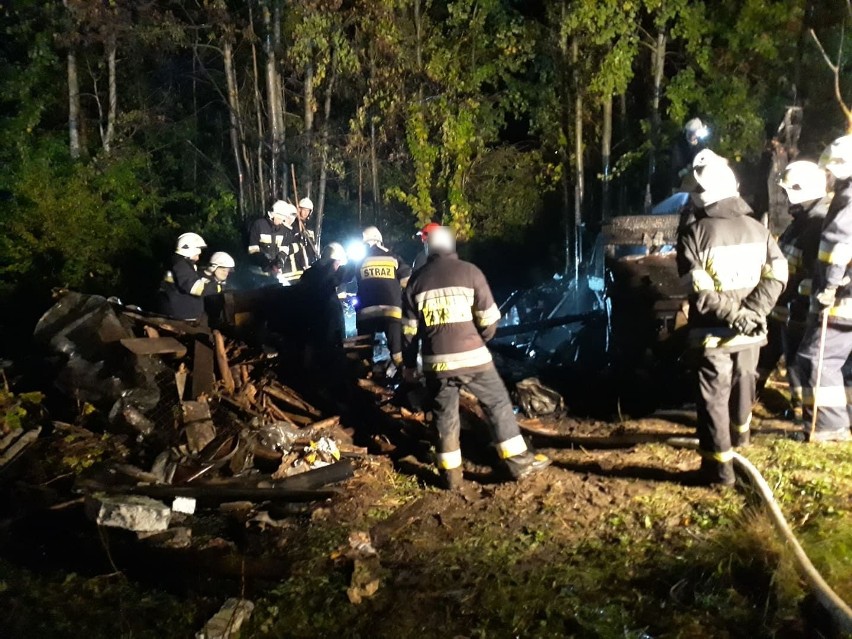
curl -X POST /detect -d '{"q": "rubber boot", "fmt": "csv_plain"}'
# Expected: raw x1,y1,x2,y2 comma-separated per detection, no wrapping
699,458,735,487
440,467,464,491
504,450,551,480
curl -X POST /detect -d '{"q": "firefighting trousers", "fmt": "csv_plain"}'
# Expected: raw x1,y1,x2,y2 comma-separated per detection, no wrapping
696,346,758,479
782,321,807,409
796,320,852,434
757,317,784,390
356,316,403,365
426,366,528,471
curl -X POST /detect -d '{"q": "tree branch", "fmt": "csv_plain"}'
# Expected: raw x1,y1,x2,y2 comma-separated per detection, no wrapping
810,28,838,72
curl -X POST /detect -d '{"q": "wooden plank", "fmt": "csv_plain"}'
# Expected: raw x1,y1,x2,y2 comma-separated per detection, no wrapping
192,339,217,399
120,336,188,358
212,330,236,394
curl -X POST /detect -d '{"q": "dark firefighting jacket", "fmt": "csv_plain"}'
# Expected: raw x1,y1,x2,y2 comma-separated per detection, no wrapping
771,197,829,325
247,217,301,277
292,222,318,269
401,252,502,377
677,196,787,351
811,178,852,325
159,254,210,320
355,243,411,321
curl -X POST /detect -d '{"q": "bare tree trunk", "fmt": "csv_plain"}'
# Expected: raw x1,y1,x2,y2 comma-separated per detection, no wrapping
618,92,628,216
223,39,247,220
102,32,117,153
273,0,287,200
303,60,315,198
358,155,364,226
67,48,81,159
249,7,267,209
601,94,612,223
572,37,584,280
370,118,380,222
559,9,572,276
646,29,666,212
263,1,283,198
315,48,338,250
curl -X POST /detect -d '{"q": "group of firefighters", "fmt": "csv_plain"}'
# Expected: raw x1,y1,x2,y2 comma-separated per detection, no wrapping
155,130,852,491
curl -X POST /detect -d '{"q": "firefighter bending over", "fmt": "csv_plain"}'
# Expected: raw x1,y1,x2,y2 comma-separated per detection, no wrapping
401,226,551,490
355,226,411,372
247,200,302,282
677,151,787,485
795,135,852,443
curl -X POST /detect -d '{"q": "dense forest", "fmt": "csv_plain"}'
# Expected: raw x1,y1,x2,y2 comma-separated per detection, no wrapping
0,0,850,350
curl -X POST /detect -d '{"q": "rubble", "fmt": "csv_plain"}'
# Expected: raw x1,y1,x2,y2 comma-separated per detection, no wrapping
85,493,171,532
196,598,255,639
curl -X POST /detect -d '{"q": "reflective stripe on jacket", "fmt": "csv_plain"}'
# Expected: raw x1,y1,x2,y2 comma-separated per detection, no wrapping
677,196,787,351
402,252,501,377
356,244,411,320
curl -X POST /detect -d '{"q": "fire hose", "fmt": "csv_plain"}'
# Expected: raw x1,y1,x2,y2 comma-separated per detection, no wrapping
665,436,852,634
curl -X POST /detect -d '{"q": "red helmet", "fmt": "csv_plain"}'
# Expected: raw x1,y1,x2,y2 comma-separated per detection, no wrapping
417,222,441,243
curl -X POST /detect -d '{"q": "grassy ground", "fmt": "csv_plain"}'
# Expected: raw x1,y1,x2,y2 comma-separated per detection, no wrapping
1,411,850,638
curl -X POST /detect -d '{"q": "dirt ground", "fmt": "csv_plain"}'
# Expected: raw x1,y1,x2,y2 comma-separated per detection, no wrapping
2,390,850,639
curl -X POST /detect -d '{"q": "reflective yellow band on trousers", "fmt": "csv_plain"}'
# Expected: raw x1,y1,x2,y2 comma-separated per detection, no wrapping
422,346,493,372
801,385,847,407
700,448,734,463
733,414,751,433
437,449,462,470
818,240,852,266
496,435,528,459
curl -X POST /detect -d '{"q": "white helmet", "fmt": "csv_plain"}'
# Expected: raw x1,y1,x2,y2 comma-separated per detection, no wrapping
362,226,383,245
819,134,852,180
692,150,738,206
426,226,456,255
298,197,314,210
778,161,827,205
684,117,709,141
176,232,206,258
209,251,236,269
269,200,297,223
323,242,347,264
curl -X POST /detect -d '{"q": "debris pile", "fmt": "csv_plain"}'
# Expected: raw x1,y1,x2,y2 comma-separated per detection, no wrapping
2,291,361,574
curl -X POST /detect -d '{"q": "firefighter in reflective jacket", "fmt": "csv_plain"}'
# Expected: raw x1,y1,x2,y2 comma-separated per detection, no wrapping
355,226,412,368
401,226,551,490
795,135,852,443
159,232,211,320
677,151,787,485
768,161,831,418
247,200,302,281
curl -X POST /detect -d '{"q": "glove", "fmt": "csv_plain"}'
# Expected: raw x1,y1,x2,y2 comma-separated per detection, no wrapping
816,286,837,308
731,308,766,336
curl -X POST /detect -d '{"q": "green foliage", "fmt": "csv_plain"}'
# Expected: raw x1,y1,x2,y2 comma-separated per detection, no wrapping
0,387,44,433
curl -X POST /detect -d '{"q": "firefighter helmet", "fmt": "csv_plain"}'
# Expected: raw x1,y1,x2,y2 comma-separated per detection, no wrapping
684,117,709,141
417,222,441,243
778,161,827,205
819,134,852,180
323,242,348,264
176,232,207,258
426,226,456,255
692,150,738,206
269,200,297,223
298,197,314,210
209,251,236,270
362,226,383,245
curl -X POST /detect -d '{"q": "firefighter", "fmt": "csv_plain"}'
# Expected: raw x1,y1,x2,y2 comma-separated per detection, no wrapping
671,117,709,191
795,134,852,443
766,161,831,418
412,221,441,271
247,200,302,281
356,226,411,372
202,251,236,295
677,150,787,485
159,232,211,320
299,242,354,355
294,197,319,268
401,226,551,490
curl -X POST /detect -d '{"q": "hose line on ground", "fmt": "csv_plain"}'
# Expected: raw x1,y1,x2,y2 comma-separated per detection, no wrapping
666,436,852,635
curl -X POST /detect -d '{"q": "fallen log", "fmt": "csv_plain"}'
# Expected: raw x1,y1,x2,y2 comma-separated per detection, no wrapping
262,383,322,418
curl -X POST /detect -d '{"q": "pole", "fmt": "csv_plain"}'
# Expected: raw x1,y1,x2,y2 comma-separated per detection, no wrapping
809,309,830,437
291,164,318,269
